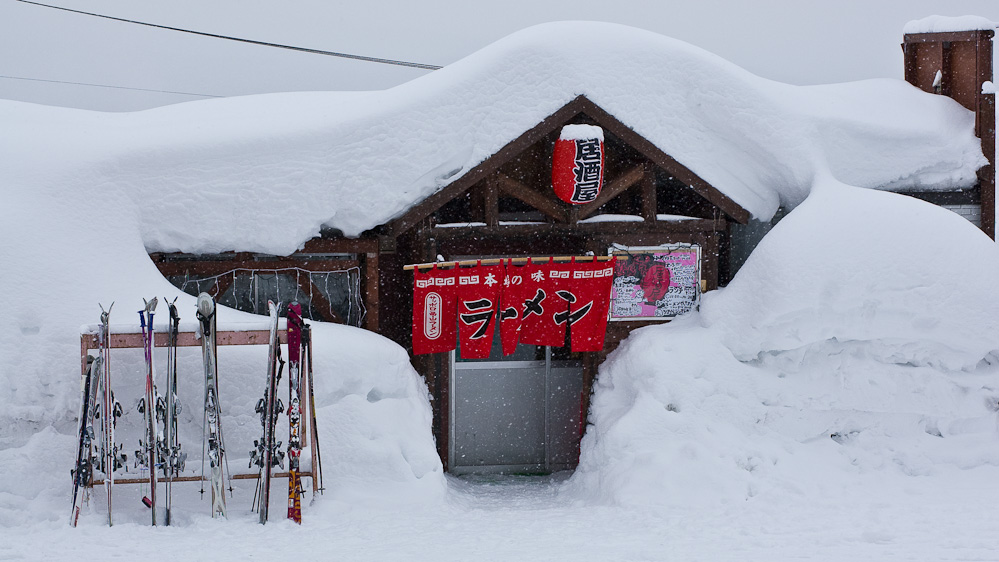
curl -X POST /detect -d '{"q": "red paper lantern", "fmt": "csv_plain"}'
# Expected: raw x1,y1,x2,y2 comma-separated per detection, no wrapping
552,124,605,205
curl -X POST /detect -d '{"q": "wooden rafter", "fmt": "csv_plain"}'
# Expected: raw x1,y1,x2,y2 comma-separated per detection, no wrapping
576,164,646,220
495,173,565,222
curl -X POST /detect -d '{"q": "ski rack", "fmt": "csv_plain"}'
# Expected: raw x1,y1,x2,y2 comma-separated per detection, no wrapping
78,326,322,493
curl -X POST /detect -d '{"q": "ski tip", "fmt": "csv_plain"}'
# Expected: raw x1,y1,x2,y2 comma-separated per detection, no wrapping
143,297,158,313
166,296,180,321
197,293,215,317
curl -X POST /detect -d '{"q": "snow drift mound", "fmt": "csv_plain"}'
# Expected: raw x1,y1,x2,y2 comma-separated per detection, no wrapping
567,181,999,507
705,178,999,370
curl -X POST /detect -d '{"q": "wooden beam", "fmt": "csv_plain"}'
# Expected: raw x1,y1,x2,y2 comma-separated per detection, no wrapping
903,30,995,45
496,173,566,222
82,329,288,351
404,254,619,270
300,237,378,254
93,471,314,486
153,259,361,277
577,164,646,220
432,217,721,238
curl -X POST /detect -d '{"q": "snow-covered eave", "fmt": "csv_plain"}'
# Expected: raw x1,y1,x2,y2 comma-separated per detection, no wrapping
903,15,997,35
380,94,753,237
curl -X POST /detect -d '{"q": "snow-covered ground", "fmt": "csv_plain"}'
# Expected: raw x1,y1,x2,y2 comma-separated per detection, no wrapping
2,19,999,562
7,469,999,561
3,174,999,561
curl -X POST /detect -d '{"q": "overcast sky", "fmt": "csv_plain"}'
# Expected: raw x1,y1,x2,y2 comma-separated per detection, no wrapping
1,0,996,112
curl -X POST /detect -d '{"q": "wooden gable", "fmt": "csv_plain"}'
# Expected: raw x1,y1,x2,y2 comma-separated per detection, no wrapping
384,95,750,238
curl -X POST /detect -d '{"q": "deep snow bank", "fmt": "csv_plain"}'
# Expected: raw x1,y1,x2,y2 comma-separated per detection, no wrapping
568,181,999,506
707,179,999,370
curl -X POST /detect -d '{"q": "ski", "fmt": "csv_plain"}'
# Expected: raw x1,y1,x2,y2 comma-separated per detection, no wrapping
197,293,229,518
286,302,303,524
136,297,159,525
250,300,284,524
302,323,323,500
96,303,124,526
161,298,186,525
70,354,101,527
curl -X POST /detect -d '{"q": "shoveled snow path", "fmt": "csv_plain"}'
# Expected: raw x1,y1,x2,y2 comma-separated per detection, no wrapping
8,470,999,561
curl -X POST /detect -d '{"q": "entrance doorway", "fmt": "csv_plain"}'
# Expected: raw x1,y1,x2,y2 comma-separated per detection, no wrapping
449,332,584,475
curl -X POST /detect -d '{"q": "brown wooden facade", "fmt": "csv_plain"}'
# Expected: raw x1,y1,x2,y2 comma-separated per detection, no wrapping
150,95,750,471
371,96,749,469
151,237,380,331
903,28,996,238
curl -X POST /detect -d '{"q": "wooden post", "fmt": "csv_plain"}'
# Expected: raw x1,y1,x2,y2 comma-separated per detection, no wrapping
364,251,379,332
484,176,499,227
981,93,996,239
640,162,657,222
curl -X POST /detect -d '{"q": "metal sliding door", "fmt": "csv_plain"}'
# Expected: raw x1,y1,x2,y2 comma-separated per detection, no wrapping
450,339,584,475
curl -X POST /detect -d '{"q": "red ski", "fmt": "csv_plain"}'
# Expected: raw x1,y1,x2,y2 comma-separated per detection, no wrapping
286,303,304,523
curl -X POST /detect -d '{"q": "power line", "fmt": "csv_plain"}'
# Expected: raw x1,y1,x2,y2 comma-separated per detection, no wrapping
16,0,443,70
0,74,222,98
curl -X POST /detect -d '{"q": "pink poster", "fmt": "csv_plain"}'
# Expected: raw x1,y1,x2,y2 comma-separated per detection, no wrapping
609,246,700,320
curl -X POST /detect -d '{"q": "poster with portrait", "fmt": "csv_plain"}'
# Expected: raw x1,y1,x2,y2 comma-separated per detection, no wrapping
607,244,701,320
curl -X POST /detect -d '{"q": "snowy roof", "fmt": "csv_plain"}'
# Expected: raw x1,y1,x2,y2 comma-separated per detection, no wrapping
0,21,987,255
903,15,997,34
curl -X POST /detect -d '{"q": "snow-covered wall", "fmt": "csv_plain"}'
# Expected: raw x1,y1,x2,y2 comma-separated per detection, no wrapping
0,22,987,257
